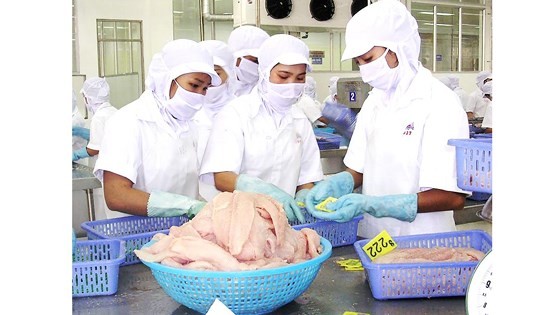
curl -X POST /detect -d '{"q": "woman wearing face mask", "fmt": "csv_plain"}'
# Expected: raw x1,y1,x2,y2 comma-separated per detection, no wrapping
480,80,493,133
305,0,470,238
199,34,324,224
93,39,221,219
227,25,270,97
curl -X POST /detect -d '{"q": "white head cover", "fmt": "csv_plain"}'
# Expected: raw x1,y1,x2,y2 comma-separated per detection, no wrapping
145,39,221,102
257,34,312,79
81,77,110,114
341,0,420,94
304,76,317,99
227,25,270,59
439,75,460,90
200,40,235,87
328,76,340,97
476,71,492,90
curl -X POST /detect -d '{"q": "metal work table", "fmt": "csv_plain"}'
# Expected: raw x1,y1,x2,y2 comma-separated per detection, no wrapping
72,244,468,315
72,163,101,221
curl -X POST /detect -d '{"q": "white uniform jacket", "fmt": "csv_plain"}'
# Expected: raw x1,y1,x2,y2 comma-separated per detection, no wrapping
344,66,470,237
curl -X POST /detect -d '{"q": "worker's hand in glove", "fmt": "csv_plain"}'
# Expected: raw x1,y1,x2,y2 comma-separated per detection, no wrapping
235,174,305,223
295,189,310,208
72,147,90,161
305,171,354,214
309,193,418,223
147,191,206,218
72,126,91,141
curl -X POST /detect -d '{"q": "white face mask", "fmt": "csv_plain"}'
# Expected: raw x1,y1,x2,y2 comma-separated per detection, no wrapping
261,81,304,115
235,57,259,85
481,80,492,95
165,79,204,121
359,48,399,91
204,83,230,111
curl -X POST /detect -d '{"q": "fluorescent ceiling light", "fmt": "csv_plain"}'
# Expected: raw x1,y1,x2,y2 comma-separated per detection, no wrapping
173,10,184,14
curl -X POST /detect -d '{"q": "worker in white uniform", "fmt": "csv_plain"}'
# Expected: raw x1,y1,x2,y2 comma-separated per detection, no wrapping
439,75,470,111
480,79,493,133
73,77,118,220
305,0,470,238
227,25,270,97
72,77,118,162
466,71,492,120
295,76,329,127
322,76,340,104
72,90,88,165
93,39,221,219
195,39,237,201
199,34,324,223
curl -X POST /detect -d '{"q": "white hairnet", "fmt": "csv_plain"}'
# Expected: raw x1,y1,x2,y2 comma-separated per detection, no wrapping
81,77,110,105
341,0,421,93
476,71,492,90
304,76,317,99
439,75,459,90
257,34,312,78
227,25,270,59
200,40,235,83
145,39,221,102
328,76,340,97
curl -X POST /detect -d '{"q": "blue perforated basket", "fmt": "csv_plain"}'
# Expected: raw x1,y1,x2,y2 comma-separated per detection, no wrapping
315,130,343,150
354,230,492,300
72,239,126,297
291,207,362,248
139,237,332,314
81,215,189,265
448,138,492,194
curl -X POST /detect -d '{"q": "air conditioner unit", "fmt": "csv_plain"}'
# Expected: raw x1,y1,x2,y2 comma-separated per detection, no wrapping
233,0,356,31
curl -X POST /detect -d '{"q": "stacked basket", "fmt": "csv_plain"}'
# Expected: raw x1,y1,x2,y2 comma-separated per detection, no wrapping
448,138,492,201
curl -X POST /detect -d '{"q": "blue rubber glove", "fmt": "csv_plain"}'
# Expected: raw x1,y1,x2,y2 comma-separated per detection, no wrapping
72,147,90,161
235,174,305,223
305,171,354,213
147,191,206,218
321,101,357,139
72,126,90,141
309,193,418,223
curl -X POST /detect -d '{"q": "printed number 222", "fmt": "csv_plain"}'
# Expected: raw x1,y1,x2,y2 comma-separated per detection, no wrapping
366,237,388,258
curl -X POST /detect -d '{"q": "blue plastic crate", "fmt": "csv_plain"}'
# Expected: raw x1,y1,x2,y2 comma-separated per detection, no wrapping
315,131,342,150
471,133,492,139
354,230,492,300
290,207,362,248
448,138,492,194
72,239,126,297
468,191,492,201
81,215,189,265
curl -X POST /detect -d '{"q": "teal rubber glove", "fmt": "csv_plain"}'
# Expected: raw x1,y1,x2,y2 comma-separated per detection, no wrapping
147,191,206,218
72,147,90,161
235,174,305,223
295,189,310,207
305,171,354,213
309,193,418,223
72,126,90,141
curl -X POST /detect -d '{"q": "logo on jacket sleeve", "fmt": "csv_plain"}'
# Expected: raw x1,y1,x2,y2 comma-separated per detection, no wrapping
403,122,414,136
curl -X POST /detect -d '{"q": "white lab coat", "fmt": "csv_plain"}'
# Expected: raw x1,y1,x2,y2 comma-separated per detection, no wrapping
72,104,88,166
86,102,118,220
466,90,491,118
295,94,325,127
344,66,470,238
481,100,492,129
93,91,200,219
199,90,324,201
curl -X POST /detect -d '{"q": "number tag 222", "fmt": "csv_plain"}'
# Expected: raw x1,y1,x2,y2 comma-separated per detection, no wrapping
362,230,397,261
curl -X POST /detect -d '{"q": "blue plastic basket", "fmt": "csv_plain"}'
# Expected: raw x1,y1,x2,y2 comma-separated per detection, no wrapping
471,133,492,139
354,230,492,300
468,191,492,201
291,207,362,248
72,239,126,297
448,138,492,194
81,215,189,265
139,237,332,314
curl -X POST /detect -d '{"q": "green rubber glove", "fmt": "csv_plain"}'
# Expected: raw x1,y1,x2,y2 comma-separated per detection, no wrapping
235,174,305,223
308,193,418,223
72,147,90,161
295,189,310,208
147,191,206,218
72,126,90,141
305,171,354,213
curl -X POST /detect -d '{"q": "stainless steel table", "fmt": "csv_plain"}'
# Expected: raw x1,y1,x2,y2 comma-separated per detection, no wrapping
72,163,101,221
72,244,468,315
